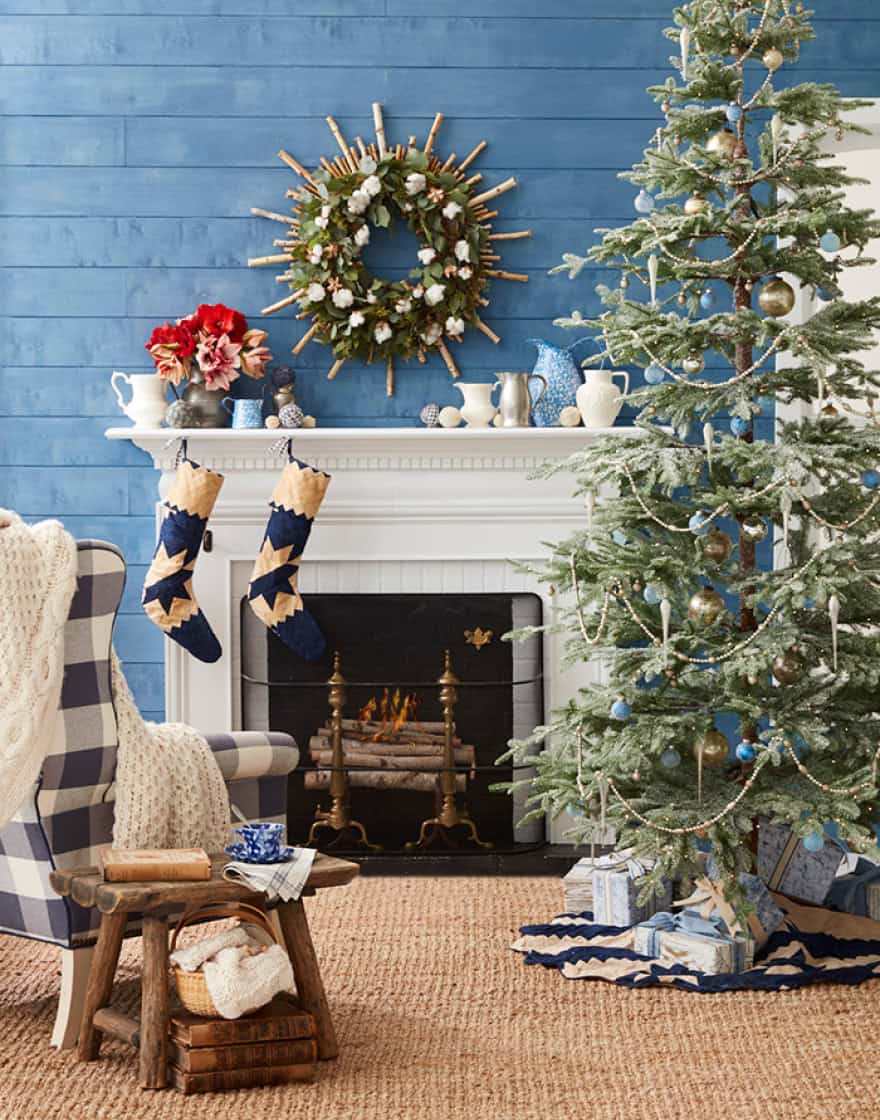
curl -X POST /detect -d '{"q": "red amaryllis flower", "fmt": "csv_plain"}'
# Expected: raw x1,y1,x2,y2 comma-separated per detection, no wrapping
195,302,248,344
145,319,196,358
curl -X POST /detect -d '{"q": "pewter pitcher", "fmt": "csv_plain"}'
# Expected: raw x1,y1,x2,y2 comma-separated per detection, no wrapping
493,371,547,427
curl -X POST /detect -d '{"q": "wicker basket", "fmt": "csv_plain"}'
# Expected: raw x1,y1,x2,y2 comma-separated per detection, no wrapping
170,901,281,1018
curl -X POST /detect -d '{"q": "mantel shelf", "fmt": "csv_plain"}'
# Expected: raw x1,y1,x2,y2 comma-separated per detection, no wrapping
105,424,644,473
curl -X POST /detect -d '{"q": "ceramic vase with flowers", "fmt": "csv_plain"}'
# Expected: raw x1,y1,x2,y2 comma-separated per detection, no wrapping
144,303,273,427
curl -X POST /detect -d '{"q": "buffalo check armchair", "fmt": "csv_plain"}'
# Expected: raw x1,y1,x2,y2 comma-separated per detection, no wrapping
0,540,299,1048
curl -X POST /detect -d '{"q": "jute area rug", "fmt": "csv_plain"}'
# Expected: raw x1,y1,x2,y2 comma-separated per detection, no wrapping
1,875,878,1120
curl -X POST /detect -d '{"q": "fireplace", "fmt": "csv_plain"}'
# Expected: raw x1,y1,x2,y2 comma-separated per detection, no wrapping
106,425,644,851
241,592,543,852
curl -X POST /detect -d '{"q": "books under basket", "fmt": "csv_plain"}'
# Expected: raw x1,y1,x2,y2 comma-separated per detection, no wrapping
168,995,318,1094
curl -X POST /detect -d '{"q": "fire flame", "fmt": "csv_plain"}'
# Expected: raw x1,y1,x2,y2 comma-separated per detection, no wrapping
357,688,421,741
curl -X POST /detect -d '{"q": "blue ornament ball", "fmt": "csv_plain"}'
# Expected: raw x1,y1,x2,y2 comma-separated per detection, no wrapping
700,288,717,310
566,803,584,819
611,528,629,546
803,831,825,853
816,287,833,302
735,741,757,762
660,748,682,769
643,584,662,605
862,469,880,490
792,734,810,757
688,510,710,536
610,698,632,721
634,189,655,214
726,103,743,124
730,416,751,437
644,362,665,385
820,230,841,253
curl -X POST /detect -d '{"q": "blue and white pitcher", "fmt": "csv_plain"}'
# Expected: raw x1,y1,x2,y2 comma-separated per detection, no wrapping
527,337,592,427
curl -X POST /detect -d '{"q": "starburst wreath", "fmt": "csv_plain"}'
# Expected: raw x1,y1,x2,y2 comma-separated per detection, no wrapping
248,103,530,396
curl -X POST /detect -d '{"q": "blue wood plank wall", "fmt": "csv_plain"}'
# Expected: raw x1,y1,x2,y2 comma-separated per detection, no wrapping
1,1,878,719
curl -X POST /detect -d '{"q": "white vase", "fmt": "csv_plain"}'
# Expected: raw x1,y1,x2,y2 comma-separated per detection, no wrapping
455,382,498,428
576,368,630,429
111,371,168,428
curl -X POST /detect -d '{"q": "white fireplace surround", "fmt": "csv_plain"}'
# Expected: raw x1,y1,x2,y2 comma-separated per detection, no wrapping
107,425,639,842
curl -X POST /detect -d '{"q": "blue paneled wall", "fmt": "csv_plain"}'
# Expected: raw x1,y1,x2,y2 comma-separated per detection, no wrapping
1,0,878,718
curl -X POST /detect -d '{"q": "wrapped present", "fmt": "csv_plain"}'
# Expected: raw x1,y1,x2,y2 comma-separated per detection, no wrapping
677,874,784,948
562,857,596,914
827,856,880,920
591,849,673,927
634,909,755,975
756,820,844,905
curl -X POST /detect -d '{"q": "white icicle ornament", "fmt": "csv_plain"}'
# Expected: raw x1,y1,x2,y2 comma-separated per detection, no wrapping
828,594,840,671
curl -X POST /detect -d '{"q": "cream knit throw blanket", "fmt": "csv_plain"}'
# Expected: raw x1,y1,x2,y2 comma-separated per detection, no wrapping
0,511,78,831
0,511,230,850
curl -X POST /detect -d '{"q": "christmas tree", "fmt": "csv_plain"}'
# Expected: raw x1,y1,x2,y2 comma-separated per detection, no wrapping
510,0,880,899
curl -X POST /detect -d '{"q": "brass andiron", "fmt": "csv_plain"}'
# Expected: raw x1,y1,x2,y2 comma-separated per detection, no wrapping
407,650,492,850
307,651,381,852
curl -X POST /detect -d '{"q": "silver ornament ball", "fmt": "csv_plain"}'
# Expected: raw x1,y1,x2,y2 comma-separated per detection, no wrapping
420,402,441,427
741,515,768,543
279,402,306,429
165,399,198,429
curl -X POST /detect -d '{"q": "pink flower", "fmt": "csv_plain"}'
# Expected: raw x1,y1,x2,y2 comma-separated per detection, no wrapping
148,343,192,386
241,345,272,379
242,328,269,349
196,333,242,391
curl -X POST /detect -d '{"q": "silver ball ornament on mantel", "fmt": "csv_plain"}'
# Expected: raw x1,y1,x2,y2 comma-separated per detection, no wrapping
706,128,737,159
265,414,281,430
758,276,796,318
420,402,441,428
165,399,199,429
438,405,462,429
559,405,582,428
279,402,306,429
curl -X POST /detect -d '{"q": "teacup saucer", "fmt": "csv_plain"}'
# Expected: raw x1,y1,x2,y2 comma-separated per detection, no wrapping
224,842,296,865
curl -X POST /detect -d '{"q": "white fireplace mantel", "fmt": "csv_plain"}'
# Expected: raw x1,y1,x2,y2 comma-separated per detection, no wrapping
107,423,643,843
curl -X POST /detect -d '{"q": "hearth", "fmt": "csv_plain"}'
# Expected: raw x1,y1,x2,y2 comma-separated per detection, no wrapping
241,592,543,854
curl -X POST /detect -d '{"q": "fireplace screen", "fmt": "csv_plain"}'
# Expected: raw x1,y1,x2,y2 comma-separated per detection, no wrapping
241,592,543,852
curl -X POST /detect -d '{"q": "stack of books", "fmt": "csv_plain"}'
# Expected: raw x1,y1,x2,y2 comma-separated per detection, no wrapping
169,994,318,1094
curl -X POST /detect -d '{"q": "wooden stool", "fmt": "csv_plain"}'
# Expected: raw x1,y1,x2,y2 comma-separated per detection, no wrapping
50,853,359,1089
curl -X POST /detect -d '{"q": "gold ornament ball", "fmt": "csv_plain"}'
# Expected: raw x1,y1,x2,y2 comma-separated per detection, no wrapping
620,276,630,289
559,405,582,428
438,405,462,429
772,647,806,686
677,292,688,306
758,276,796,318
682,353,705,376
741,515,768,543
706,128,737,159
763,47,784,71
703,527,734,564
688,586,726,625
684,194,708,215
695,730,729,768
265,415,281,429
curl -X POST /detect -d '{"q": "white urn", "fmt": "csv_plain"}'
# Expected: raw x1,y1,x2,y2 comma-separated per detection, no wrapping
575,368,630,429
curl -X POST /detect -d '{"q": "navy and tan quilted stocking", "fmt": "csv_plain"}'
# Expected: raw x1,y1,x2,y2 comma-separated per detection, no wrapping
248,456,330,662
142,457,224,663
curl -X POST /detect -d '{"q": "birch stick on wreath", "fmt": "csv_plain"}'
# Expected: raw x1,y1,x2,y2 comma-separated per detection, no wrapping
248,103,530,396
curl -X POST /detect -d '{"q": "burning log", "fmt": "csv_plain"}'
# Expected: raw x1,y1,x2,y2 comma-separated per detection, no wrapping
304,770,466,794
308,734,474,763
341,719,452,737
309,749,474,771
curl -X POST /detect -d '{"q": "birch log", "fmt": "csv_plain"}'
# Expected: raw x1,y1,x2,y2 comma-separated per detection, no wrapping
305,770,466,793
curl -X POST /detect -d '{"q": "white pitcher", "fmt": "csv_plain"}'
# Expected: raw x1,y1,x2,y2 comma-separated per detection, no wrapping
111,371,168,428
455,382,498,428
576,368,630,429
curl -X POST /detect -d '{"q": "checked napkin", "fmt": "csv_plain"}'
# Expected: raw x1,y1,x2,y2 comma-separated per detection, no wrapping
223,846,316,903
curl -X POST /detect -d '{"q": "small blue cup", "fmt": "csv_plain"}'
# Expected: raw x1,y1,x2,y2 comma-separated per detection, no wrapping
223,397,263,429
234,822,284,860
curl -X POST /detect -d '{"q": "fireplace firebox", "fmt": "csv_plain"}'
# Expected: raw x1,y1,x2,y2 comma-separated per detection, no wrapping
241,592,543,854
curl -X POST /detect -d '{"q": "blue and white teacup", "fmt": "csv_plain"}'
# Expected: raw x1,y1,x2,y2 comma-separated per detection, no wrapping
222,397,263,429
234,822,284,860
